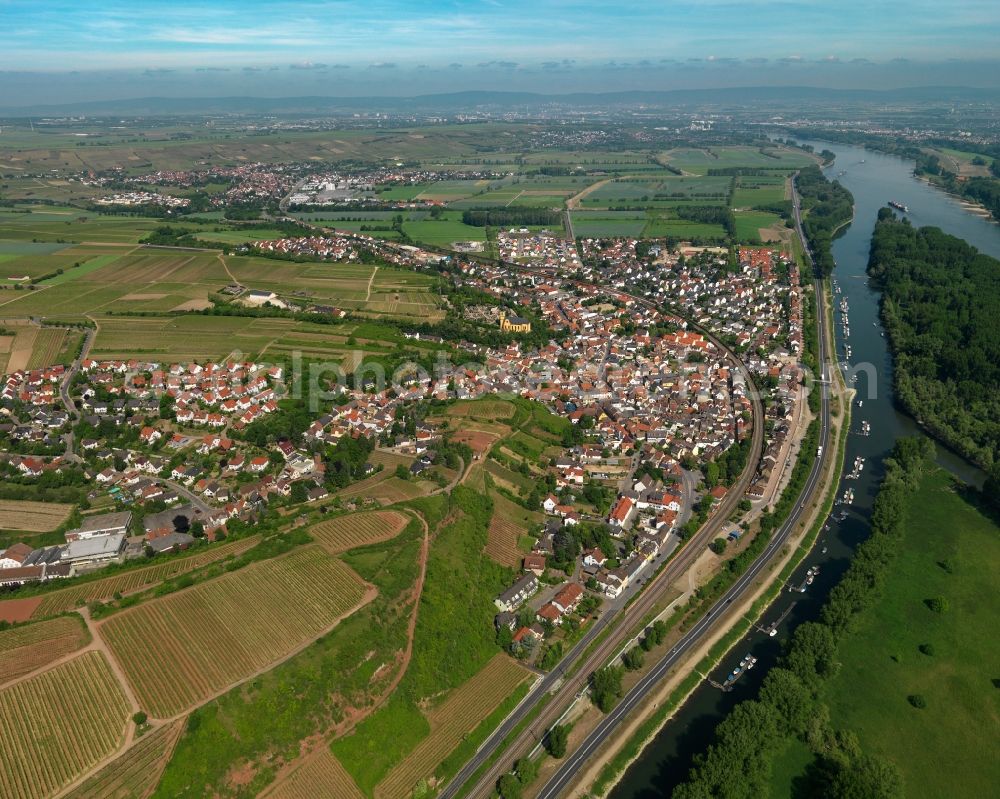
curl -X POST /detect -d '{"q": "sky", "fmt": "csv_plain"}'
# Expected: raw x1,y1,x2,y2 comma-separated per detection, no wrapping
1,0,999,106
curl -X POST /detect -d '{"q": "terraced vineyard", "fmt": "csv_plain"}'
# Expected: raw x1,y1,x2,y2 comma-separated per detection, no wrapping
0,651,130,799
0,615,89,683
4,535,261,619
263,749,365,799
445,400,515,421
374,655,530,799
311,511,410,554
64,718,184,799
102,546,371,718
485,513,524,568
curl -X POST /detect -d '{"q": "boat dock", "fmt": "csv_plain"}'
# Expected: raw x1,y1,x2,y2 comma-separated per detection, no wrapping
757,601,798,637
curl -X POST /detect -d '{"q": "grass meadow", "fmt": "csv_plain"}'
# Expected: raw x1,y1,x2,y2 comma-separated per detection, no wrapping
770,469,1000,799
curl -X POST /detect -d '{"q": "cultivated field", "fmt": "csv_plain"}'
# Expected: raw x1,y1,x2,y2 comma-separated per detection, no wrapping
0,321,73,373
0,499,74,532
0,249,227,318
64,718,185,799
373,654,530,799
366,477,434,505
0,535,262,620
734,211,785,242
485,514,525,568
262,749,365,799
0,650,131,799
579,175,732,209
311,510,410,554
0,615,89,684
484,490,540,568
445,399,515,421
101,545,371,717
332,450,416,501
87,312,430,364
484,459,535,496
662,146,815,175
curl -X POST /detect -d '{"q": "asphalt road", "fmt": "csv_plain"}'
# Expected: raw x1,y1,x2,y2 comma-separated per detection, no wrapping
535,174,835,799
441,272,767,799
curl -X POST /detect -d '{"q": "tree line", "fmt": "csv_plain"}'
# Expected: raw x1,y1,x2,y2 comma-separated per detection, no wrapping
460,208,562,228
673,436,934,799
795,165,854,279
868,211,1000,468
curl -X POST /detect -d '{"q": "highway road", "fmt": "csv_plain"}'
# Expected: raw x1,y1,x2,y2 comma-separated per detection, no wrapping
440,272,767,799
535,173,837,799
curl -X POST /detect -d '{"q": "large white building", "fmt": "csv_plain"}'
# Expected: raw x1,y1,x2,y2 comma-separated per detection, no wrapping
60,533,126,565
65,511,132,542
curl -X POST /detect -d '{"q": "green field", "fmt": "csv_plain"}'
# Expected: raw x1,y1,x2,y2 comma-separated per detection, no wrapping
401,219,487,247
39,253,125,285
734,211,784,242
571,211,648,238
771,469,1000,799
733,175,789,207
663,146,815,175
580,176,732,208
0,215,194,244
641,218,728,240
195,228,288,245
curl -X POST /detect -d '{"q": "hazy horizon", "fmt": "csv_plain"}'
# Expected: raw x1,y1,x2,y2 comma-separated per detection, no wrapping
2,0,999,107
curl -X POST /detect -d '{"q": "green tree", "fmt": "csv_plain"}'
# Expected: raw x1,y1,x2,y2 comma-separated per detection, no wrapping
290,481,309,504
545,724,569,758
622,646,645,671
497,773,522,799
827,754,904,799
925,596,949,613
590,666,624,713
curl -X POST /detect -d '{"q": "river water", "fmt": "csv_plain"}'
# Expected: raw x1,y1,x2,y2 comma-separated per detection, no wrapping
608,140,1000,799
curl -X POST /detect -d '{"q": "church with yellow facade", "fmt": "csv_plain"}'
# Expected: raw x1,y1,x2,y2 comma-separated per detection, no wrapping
499,311,532,334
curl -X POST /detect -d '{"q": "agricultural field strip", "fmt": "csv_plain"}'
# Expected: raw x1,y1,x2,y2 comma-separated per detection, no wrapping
332,452,414,499
484,513,524,568
0,499,74,532
61,718,185,799
262,749,366,799
0,650,130,799
0,616,88,685
444,400,515,420
27,535,261,618
101,546,369,718
374,655,531,799
310,511,410,554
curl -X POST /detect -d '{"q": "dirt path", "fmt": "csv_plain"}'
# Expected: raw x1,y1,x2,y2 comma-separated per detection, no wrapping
218,252,238,283
0,607,147,798
56,563,383,798
262,510,432,796
566,178,617,210
365,265,379,302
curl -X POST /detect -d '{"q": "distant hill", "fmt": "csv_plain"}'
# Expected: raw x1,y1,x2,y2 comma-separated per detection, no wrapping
2,86,998,117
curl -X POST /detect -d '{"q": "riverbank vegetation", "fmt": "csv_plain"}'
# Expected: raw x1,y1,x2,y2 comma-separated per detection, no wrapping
672,437,935,799
771,459,1000,799
793,128,1000,222
868,211,1000,468
794,166,854,279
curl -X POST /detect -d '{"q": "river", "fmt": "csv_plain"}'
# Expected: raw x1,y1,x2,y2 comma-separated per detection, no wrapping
608,140,1000,799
